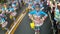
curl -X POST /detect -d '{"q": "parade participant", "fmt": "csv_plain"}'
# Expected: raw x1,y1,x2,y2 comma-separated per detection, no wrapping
28,1,34,10
11,0,18,10
54,3,60,34
28,4,48,34
54,3,60,24
2,3,8,14
9,6,17,21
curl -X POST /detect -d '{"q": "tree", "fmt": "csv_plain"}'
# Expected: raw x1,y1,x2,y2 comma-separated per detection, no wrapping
0,0,7,4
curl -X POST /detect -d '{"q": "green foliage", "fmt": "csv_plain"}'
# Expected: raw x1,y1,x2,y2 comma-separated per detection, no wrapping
0,0,7,4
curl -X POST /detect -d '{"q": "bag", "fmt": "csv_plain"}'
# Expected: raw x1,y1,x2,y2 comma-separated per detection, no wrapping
10,15,13,19
30,21,35,29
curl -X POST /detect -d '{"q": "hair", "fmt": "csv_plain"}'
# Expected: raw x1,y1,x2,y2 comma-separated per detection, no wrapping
57,3,60,9
53,1,55,5
35,3,40,8
40,0,44,2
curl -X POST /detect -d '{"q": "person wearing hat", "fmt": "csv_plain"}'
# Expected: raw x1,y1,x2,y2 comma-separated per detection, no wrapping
28,4,48,34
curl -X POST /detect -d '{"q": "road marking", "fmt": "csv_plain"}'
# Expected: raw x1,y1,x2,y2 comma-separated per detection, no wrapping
6,8,28,34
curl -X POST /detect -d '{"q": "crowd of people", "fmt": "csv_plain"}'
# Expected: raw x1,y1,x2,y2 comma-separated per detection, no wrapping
27,0,60,34
0,0,60,34
0,0,24,31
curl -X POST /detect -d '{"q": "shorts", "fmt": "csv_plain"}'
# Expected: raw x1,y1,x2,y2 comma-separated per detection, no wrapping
35,26,40,31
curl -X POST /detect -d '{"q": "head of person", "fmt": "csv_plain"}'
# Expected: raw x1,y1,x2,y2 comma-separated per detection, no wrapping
12,0,14,2
57,3,60,10
3,3,7,7
9,6,12,8
35,3,40,11
29,2,33,6
40,0,44,2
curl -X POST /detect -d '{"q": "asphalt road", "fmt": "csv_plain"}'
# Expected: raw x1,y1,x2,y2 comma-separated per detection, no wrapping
14,12,53,34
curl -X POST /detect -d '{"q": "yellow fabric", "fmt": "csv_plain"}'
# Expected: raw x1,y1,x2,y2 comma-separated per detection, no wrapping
10,15,13,19
30,21,35,29
26,8,29,12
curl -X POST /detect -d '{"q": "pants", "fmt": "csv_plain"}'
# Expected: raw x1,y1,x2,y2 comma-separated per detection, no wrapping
51,12,58,34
